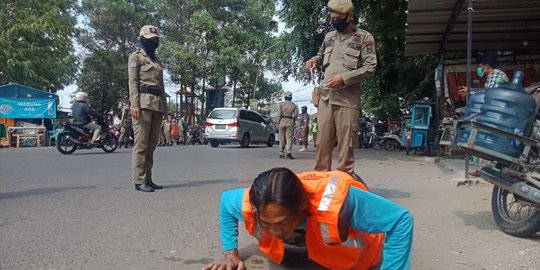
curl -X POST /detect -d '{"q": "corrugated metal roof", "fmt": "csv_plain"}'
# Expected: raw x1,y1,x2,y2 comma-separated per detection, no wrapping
405,0,540,56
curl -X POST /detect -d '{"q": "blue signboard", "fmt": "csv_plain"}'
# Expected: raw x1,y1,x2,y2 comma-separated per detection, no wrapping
0,97,57,118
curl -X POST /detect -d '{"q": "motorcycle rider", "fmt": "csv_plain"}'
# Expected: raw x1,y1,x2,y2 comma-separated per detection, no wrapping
72,92,102,144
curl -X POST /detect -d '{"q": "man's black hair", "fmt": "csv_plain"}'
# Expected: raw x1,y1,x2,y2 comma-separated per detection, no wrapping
479,52,499,68
249,167,306,215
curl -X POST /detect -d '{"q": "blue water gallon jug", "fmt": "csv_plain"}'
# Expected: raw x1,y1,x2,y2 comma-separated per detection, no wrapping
456,90,486,144
475,71,537,157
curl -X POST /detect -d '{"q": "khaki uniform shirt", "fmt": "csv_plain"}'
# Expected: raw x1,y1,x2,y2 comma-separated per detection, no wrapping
309,27,377,109
128,49,168,114
277,100,299,127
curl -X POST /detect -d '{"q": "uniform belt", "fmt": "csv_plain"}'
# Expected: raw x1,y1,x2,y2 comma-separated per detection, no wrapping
139,85,161,96
282,116,294,119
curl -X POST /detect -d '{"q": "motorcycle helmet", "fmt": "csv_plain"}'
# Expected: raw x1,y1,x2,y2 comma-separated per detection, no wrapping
75,92,89,102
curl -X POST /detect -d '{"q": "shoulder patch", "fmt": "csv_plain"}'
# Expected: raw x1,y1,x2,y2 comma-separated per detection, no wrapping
363,40,375,46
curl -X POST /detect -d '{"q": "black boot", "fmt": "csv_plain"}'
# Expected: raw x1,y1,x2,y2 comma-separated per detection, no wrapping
286,153,295,160
135,184,154,192
147,182,163,189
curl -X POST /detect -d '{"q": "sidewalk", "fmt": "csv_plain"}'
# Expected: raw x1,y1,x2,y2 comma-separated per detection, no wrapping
437,156,484,185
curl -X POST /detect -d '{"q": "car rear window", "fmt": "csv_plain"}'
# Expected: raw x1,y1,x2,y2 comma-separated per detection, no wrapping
209,110,236,119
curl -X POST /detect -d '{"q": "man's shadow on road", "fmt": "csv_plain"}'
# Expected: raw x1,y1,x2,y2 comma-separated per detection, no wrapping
0,186,95,200
163,178,240,189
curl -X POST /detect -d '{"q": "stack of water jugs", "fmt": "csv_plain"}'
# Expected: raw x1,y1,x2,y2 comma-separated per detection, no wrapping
456,71,537,158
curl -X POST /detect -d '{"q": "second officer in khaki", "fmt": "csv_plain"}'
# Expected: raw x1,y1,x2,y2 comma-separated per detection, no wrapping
128,25,168,192
277,91,298,159
305,0,377,174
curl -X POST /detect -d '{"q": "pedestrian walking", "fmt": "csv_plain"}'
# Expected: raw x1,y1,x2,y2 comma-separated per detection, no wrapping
305,0,377,174
311,117,318,147
128,25,168,192
202,167,413,270
164,115,171,146
277,91,298,159
118,101,133,148
180,117,188,145
298,105,310,152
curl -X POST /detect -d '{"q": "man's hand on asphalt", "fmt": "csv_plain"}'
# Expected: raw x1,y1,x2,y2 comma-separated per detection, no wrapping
131,107,141,120
202,250,245,270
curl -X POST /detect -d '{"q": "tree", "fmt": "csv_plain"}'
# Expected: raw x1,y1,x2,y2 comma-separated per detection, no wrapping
77,0,159,113
160,0,277,121
77,50,127,114
0,0,78,92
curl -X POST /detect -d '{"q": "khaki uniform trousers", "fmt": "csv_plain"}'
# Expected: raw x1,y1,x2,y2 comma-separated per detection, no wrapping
132,109,163,185
278,125,294,155
315,99,360,173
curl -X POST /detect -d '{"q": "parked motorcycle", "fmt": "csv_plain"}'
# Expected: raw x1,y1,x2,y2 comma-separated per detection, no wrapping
189,126,202,145
455,72,540,237
56,117,118,154
379,128,406,151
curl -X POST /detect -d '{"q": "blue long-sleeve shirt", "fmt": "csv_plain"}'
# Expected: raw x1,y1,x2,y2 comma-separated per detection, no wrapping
219,187,413,270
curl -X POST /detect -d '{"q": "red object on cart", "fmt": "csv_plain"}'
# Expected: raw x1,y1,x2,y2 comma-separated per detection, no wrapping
170,121,180,138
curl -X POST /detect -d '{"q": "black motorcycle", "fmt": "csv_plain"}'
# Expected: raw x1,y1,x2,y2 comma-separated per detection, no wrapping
56,117,118,154
189,126,202,145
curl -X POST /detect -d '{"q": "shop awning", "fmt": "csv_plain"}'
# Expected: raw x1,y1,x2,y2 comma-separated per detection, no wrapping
405,0,540,56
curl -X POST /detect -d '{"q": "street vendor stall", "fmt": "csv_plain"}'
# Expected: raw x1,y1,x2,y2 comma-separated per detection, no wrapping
405,0,540,173
0,83,59,147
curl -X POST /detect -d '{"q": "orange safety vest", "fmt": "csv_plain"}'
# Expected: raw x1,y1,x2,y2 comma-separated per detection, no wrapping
242,171,384,270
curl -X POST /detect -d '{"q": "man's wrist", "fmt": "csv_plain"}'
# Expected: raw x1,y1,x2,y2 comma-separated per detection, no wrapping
223,249,239,257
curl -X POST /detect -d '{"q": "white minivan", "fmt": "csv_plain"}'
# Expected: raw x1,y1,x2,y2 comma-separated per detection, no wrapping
204,108,275,148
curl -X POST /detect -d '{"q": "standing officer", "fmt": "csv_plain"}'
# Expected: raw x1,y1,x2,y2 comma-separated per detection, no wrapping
298,105,310,152
277,91,298,159
118,101,133,148
128,25,168,192
305,0,377,174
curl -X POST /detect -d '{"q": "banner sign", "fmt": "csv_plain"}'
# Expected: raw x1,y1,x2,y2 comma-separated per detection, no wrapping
0,97,57,118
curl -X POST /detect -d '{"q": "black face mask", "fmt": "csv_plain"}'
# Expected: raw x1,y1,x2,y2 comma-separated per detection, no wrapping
332,17,350,32
140,37,159,58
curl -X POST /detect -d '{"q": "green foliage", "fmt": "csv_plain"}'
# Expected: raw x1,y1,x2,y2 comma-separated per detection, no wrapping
277,0,437,118
77,50,126,114
160,0,278,108
0,0,78,92
77,0,159,113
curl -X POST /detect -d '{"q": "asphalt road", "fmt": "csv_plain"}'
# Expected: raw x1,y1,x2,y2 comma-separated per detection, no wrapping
1,144,539,270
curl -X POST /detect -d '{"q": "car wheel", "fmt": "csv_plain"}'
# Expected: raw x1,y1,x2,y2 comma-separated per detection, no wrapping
210,140,219,148
240,134,250,148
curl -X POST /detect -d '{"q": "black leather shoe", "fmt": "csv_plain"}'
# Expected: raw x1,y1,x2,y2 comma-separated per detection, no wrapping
135,184,154,192
286,154,295,160
279,154,284,159
148,182,163,189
